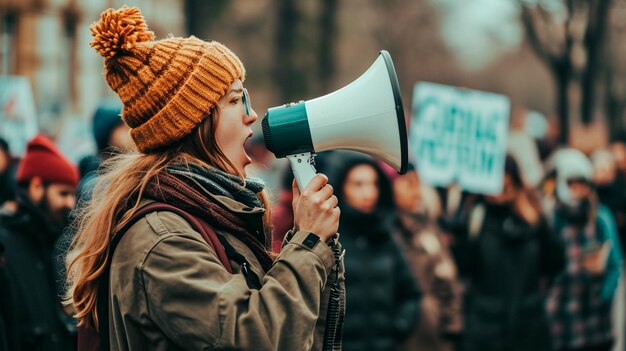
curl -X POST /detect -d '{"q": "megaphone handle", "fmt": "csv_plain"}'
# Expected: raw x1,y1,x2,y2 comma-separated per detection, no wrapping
287,153,317,191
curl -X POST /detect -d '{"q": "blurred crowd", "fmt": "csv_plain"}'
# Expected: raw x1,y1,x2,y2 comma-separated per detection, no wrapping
254,112,626,351
0,101,625,351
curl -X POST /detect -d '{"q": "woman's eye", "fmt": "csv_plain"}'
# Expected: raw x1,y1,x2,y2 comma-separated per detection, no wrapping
231,98,240,104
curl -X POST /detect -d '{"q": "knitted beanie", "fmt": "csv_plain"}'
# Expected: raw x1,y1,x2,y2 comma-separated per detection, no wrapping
17,134,79,187
90,6,246,152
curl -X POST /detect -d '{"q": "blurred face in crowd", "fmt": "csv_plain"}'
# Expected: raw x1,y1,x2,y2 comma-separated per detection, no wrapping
215,79,258,176
611,142,626,174
28,177,76,227
568,179,592,202
593,160,617,186
393,171,421,212
485,173,517,205
343,164,380,214
109,124,134,151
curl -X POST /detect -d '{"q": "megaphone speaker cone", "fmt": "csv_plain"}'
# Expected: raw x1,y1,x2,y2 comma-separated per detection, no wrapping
262,50,409,189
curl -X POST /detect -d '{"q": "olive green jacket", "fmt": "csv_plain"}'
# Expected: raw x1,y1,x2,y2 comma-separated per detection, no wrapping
108,196,344,351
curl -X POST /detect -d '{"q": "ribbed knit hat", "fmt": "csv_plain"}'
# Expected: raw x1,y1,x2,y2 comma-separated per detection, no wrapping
90,6,246,152
17,134,79,187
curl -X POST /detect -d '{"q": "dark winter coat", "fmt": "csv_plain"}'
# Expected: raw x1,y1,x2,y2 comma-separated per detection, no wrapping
0,157,19,206
451,201,565,351
0,241,11,350
0,194,76,351
327,151,421,351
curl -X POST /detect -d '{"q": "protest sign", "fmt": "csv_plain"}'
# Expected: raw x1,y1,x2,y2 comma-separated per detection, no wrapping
0,76,38,156
410,82,510,195
56,117,97,164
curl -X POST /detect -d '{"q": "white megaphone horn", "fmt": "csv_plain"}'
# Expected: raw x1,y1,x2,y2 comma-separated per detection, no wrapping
262,50,409,190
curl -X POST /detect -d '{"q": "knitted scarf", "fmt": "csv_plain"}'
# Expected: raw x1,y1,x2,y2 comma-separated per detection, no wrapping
143,163,274,272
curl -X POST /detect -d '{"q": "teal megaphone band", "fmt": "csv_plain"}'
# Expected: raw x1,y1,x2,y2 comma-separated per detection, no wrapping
262,102,314,158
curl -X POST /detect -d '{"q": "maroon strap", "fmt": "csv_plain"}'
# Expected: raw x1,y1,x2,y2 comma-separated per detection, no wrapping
77,325,100,351
124,202,233,273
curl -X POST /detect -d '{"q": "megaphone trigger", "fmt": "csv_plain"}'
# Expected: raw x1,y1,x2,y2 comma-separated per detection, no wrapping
287,152,318,191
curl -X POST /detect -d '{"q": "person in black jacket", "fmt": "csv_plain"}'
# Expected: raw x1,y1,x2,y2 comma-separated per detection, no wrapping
326,151,421,351
75,99,131,202
446,155,565,351
0,242,11,350
0,138,19,212
0,134,78,351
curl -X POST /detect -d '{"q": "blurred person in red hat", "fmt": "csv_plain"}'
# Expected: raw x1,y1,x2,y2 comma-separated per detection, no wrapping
0,133,78,351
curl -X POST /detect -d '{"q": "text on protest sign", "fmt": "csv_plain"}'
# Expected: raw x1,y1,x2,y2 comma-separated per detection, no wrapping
410,82,510,195
0,76,38,156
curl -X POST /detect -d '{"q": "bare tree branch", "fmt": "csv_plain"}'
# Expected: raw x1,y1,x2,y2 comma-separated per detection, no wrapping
519,4,560,68
581,0,613,122
537,4,566,58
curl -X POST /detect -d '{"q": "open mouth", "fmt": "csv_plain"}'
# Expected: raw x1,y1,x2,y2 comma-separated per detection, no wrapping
244,131,254,146
243,132,254,162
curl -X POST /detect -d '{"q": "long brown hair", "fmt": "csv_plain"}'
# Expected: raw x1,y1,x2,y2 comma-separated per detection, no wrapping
66,110,271,328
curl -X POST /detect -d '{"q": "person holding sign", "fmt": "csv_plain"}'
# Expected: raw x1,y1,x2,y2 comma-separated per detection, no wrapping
444,155,565,351
66,6,344,351
546,148,623,351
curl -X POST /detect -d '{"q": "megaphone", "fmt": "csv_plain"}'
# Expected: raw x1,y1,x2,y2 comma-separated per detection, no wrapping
262,50,408,190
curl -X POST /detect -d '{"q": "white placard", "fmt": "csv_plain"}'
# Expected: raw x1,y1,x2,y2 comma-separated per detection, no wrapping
411,82,510,195
0,76,39,156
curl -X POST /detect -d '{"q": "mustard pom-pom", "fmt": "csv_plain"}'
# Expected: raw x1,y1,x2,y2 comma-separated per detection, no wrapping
89,5,155,60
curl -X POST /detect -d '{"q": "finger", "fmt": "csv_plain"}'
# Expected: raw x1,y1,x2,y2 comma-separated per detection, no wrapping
292,179,300,204
332,205,341,218
322,195,338,209
305,173,328,193
318,183,334,200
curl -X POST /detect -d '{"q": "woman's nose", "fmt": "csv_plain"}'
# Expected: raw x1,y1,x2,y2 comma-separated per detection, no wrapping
246,108,259,124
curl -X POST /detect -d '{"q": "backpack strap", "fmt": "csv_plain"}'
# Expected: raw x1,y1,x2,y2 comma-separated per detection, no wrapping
90,202,232,351
216,235,262,290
